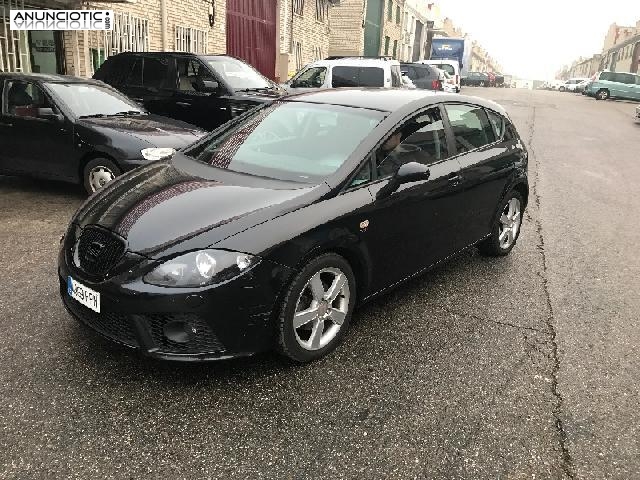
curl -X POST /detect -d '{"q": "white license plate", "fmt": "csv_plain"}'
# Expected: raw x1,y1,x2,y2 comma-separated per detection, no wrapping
68,277,100,313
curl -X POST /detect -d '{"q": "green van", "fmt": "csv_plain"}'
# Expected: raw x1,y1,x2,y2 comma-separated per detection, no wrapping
587,71,640,101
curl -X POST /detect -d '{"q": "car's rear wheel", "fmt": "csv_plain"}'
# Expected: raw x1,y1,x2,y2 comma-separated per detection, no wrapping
595,89,610,100
559,86,565,92
478,191,524,256
277,253,356,363
83,157,121,194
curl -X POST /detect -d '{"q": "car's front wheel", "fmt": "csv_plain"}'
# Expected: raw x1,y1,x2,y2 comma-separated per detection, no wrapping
277,253,356,363
83,157,121,194
595,89,610,100
478,191,524,256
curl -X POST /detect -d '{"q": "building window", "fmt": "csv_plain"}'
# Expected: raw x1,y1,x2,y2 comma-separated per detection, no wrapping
313,45,323,60
294,41,303,71
392,40,397,59
294,0,304,15
387,0,392,21
384,36,390,56
315,0,328,23
396,6,400,24
176,26,208,53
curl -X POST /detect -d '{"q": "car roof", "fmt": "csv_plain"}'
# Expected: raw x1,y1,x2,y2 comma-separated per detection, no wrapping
283,88,508,116
0,72,100,84
306,58,399,68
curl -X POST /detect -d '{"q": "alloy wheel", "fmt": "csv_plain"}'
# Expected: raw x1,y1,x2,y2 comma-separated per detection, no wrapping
498,198,522,249
293,267,350,351
88,166,116,192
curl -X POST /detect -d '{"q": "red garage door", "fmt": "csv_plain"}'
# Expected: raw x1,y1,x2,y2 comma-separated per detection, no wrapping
226,0,277,80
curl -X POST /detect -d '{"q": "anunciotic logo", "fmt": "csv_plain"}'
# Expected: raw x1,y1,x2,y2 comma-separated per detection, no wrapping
10,10,113,31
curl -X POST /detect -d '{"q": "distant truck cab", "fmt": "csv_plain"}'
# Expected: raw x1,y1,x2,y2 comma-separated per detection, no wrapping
429,38,466,91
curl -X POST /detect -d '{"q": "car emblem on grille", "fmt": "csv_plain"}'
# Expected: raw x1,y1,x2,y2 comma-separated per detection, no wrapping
86,240,105,261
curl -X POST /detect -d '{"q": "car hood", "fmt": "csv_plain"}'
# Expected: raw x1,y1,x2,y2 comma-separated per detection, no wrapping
72,153,325,258
77,114,206,148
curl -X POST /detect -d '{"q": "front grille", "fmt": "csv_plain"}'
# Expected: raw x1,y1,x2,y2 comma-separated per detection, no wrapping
76,227,125,276
145,314,225,355
63,293,139,347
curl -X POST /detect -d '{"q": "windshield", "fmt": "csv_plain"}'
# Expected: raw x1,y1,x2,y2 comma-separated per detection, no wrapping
205,56,272,91
47,82,145,118
185,102,385,183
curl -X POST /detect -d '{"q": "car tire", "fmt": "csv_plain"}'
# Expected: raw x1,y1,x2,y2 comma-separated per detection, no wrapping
83,157,121,195
559,86,565,92
478,191,524,257
276,253,356,363
479,81,485,87
595,89,610,100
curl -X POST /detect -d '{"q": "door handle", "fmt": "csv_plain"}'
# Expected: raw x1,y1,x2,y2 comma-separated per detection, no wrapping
176,102,192,107
447,174,462,185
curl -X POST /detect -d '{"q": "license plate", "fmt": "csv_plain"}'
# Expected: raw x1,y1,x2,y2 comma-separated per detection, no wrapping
68,277,100,313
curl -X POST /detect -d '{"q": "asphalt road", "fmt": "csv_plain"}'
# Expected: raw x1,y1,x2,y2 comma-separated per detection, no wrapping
0,88,638,479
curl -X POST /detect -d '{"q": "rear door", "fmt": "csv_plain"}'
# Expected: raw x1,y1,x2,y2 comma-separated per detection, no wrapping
443,103,520,246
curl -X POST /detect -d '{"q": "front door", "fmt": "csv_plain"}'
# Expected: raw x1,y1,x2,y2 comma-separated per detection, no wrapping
363,106,465,293
0,79,75,179
172,56,231,131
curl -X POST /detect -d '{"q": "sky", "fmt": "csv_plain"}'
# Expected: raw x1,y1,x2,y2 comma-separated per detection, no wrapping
438,0,640,80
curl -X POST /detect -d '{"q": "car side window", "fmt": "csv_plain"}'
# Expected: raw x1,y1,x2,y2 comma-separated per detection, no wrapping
347,157,373,189
290,67,327,88
142,57,170,90
486,110,505,140
4,80,53,119
126,57,143,86
376,107,450,178
444,103,496,153
177,58,214,92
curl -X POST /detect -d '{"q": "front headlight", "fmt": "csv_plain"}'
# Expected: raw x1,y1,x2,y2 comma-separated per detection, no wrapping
144,249,260,287
141,147,175,161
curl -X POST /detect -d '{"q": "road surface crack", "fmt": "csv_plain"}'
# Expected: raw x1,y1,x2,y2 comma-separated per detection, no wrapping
526,106,577,480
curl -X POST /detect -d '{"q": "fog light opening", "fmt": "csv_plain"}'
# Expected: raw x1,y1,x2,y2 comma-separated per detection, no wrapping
163,321,195,344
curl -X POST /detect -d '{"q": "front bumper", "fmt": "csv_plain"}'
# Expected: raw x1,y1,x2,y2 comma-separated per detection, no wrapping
58,240,294,361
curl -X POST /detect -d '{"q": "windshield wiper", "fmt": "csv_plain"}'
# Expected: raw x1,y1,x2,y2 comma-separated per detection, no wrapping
236,87,277,93
78,113,106,119
110,110,146,116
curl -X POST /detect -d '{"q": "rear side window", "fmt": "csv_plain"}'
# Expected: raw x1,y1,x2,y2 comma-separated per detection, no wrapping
390,65,402,87
142,57,170,90
127,57,143,85
444,103,496,153
613,72,635,84
486,110,505,140
94,56,134,86
332,66,384,87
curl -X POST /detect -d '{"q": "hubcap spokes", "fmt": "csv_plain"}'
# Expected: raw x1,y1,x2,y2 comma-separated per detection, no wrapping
293,268,350,351
89,166,116,192
498,198,521,249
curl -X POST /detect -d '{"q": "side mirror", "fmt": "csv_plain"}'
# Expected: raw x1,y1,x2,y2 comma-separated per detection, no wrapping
37,107,63,122
194,78,219,93
376,162,430,199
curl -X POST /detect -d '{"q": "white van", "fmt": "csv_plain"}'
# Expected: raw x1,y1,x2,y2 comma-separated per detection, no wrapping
282,57,403,94
418,60,461,92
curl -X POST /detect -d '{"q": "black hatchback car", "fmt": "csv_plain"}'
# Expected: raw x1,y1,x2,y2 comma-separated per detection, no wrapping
0,73,206,193
59,89,528,363
94,53,285,131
